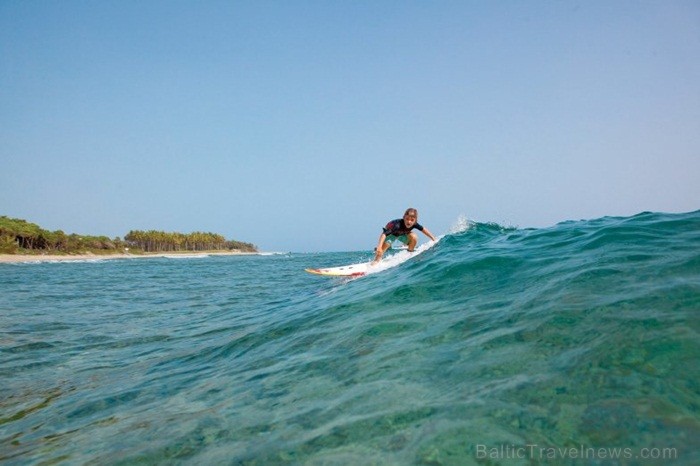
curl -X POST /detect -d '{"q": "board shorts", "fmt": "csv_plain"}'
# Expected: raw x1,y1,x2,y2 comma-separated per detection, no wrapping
384,234,409,245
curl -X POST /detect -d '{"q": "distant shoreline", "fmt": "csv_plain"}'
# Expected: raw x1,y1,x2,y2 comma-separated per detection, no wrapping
0,251,261,264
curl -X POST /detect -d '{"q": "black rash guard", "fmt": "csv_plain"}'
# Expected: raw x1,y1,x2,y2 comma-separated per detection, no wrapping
382,219,424,237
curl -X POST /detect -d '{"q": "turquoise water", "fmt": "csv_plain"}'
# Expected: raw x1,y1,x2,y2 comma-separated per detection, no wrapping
1,211,699,465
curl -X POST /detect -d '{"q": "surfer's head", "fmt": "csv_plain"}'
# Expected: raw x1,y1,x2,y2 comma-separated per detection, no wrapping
404,208,418,226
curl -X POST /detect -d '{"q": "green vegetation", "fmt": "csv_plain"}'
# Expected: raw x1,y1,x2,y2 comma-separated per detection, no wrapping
124,230,257,253
0,216,257,255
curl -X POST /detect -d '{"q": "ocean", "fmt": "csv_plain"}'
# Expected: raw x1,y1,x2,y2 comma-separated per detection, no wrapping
1,210,698,465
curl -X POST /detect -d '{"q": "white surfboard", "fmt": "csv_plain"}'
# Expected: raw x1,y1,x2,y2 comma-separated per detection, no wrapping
305,261,371,277
305,239,440,278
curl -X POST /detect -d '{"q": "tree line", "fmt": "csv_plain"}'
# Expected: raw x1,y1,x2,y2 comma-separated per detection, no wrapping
123,230,256,253
0,216,257,254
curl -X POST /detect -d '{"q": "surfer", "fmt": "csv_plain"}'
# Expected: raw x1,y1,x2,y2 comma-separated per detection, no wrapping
372,208,436,264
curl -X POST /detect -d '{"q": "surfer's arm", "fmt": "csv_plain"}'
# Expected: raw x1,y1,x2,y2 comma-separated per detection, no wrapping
422,228,436,242
373,233,387,263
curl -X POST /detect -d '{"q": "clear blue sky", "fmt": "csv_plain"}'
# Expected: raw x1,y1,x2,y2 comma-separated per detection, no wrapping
2,1,698,252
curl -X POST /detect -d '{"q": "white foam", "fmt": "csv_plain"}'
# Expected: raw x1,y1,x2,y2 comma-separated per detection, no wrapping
449,214,473,235
365,239,439,275
163,254,209,259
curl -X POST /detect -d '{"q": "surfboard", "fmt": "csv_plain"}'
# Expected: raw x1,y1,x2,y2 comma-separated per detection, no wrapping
305,261,371,277
306,240,440,278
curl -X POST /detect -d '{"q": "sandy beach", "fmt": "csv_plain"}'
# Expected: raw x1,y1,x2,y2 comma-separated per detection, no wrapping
0,251,260,264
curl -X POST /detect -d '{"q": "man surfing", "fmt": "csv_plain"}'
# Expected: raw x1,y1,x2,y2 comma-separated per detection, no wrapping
372,208,436,264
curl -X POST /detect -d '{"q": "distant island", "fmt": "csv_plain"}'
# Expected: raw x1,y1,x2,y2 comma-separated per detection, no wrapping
0,216,258,255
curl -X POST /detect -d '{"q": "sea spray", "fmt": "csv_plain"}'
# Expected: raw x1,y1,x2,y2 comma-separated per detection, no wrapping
449,213,473,234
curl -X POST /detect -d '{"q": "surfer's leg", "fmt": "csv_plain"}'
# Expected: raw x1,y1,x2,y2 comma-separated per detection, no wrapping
381,240,392,253
407,233,418,252
381,235,396,253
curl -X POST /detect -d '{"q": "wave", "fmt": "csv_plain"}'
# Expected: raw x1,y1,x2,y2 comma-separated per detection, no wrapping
2,210,698,464
302,210,700,463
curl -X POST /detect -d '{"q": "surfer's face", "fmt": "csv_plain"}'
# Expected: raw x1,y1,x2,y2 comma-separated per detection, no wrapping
403,214,417,227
